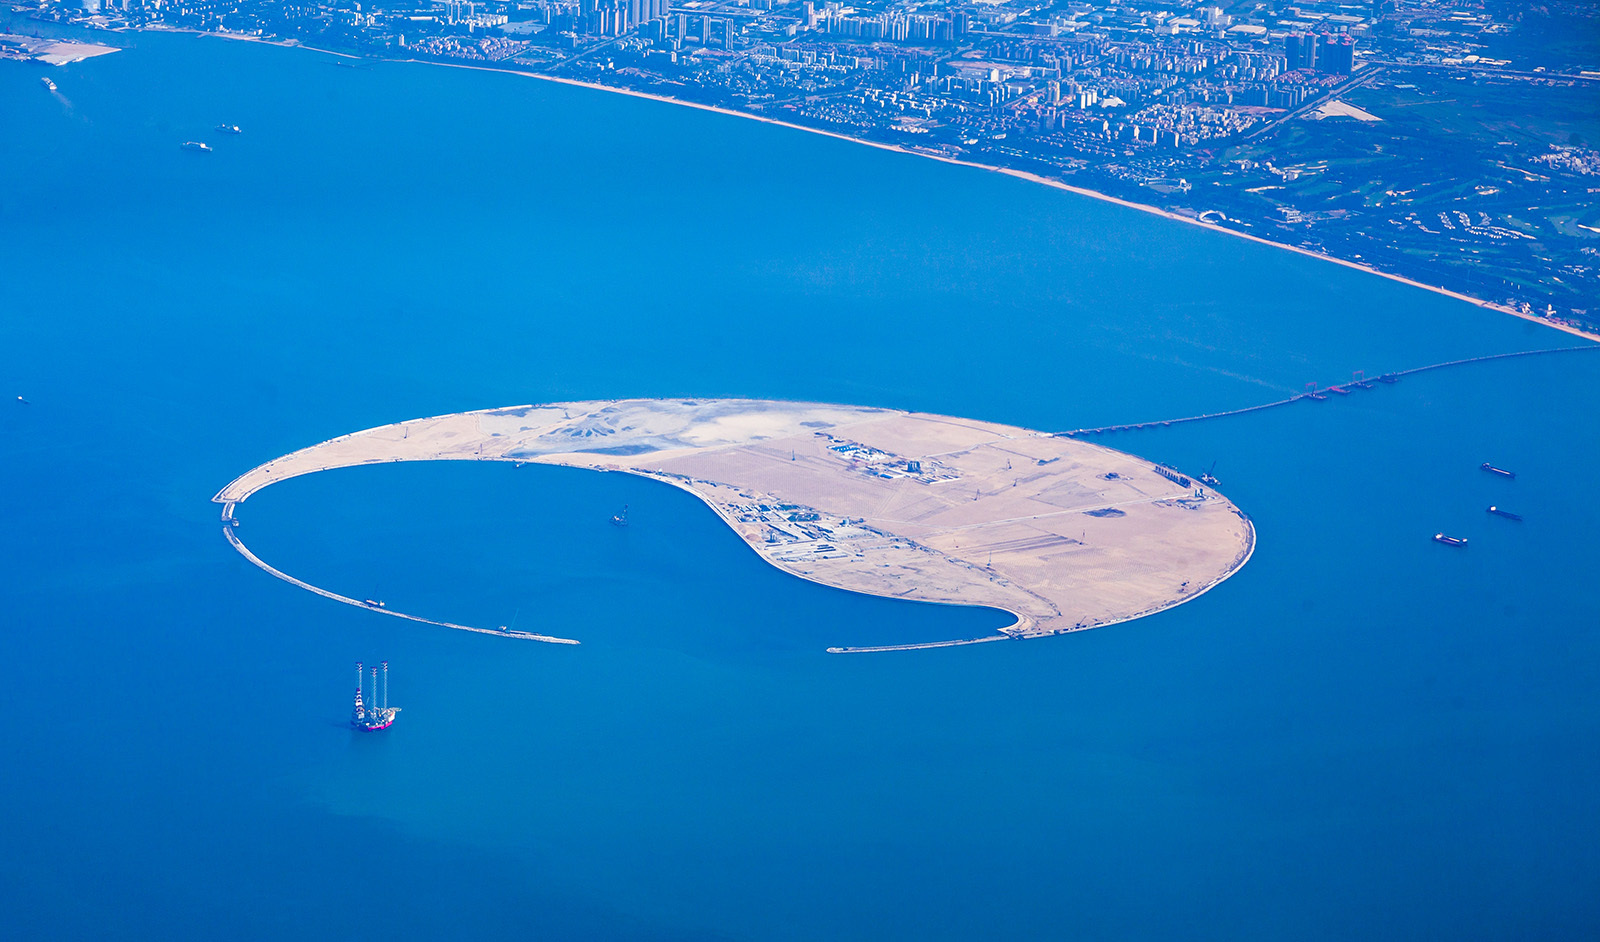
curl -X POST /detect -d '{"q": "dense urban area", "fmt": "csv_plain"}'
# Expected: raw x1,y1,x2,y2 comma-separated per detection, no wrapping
12,0,1600,329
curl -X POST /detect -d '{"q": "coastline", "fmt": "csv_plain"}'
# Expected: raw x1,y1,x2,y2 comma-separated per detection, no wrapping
80,25,1600,342
493,67,1600,342
508,67,1594,341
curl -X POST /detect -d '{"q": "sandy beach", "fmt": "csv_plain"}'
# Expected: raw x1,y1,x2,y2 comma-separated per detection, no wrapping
105,26,1598,343
408,58,1597,343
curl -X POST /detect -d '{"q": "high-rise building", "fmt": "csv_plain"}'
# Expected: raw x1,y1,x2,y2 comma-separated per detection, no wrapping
1320,34,1355,74
1284,31,1316,71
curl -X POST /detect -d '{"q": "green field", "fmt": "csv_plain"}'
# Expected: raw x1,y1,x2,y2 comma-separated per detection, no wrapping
1347,77,1600,150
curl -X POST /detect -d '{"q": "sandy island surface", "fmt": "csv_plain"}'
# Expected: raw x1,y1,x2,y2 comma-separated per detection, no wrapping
1,34,120,65
215,399,1254,651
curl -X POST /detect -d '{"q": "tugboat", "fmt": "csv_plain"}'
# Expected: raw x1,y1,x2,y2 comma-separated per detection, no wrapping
350,661,399,731
1480,463,1516,479
611,504,629,527
40,77,56,92
215,123,242,134
181,141,213,153
1433,533,1468,547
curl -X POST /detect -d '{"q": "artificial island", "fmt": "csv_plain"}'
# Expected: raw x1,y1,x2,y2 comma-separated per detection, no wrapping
213,398,1254,651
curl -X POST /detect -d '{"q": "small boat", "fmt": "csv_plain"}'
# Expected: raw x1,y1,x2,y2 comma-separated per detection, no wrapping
215,124,242,134
40,77,56,92
611,505,629,527
1486,506,1522,521
181,141,213,152
1433,533,1468,547
499,608,521,634
1480,463,1516,479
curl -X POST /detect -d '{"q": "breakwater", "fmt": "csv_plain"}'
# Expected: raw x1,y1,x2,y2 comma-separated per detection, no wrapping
220,504,581,645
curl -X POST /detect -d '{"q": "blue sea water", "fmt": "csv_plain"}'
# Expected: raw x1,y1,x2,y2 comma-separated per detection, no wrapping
2,26,1598,940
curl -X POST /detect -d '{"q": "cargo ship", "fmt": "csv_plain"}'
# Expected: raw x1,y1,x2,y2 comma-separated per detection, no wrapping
181,141,212,153
350,661,399,731
1433,533,1468,547
1487,506,1523,521
1480,463,1516,479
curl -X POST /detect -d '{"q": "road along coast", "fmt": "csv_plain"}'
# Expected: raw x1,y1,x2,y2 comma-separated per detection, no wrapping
428,59,1584,337
101,25,1597,343
215,399,1255,651
337,41,1595,343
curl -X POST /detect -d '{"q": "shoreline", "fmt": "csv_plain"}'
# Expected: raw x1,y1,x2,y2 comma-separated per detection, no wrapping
196,29,1595,343
31,22,1600,341
462,64,1600,342
827,507,1256,654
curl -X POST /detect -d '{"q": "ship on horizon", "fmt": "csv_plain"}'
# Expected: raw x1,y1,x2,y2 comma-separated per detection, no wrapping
351,661,398,731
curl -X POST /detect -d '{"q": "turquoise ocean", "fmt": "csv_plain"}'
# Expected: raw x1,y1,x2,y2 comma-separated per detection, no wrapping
2,26,1598,939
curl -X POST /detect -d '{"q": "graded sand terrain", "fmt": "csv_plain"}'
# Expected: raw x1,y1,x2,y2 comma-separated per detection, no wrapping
215,399,1254,650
